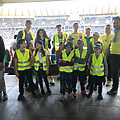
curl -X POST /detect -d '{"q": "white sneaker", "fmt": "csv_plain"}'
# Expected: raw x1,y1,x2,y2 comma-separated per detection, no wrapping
60,94,64,101
106,81,111,87
50,78,55,85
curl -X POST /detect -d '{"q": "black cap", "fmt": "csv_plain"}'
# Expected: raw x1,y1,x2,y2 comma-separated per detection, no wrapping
26,20,32,25
68,36,74,40
35,40,43,45
56,24,61,28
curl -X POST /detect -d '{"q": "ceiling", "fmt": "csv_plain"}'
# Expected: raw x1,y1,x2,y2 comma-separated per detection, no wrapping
0,0,120,18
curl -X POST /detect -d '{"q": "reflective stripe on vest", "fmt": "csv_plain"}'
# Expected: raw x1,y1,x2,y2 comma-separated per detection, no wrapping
16,49,31,71
22,30,34,41
34,50,47,71
73,49,87,71
59,49,74,73
83,37,93,49
55,33,66,51
59,66,73,73
90,53,104,76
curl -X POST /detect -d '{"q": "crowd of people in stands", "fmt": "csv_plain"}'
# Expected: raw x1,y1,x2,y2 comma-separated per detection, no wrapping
0,16,120,102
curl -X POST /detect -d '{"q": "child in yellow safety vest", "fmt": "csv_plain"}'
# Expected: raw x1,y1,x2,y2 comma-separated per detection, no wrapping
59,42,75,101
14,39,36,101
87,43,108,100
73,39,88,97
33,40,51,96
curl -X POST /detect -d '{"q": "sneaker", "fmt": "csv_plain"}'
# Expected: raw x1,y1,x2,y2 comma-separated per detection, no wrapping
97,94,103,100
50,78,55,85
60,94,64,101
107,89,117,95
72,92,77,97
81,90,88,96
106,81,111,87
68,93,74,99
18,94,25,101
46,90,52,95
87,93,92,99
41,90,46,97
3,93,8,101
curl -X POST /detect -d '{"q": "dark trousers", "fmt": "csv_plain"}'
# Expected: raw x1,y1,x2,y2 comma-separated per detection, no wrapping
73,70,86,92
89,75,104,95
18,69,35,95
110,54,120,91
36,69,50,92
107,55,112,81
60,72,73,95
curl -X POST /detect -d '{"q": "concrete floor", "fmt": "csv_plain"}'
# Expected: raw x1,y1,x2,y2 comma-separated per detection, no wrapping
0,74,120,120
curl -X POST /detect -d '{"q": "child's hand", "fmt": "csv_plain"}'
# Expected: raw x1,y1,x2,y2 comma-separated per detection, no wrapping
16,71,19,77
46,69,49,75
105,73,108,77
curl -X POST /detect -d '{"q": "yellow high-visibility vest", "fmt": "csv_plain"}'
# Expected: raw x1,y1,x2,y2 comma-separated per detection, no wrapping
22,30,34,41
110,31,120,55
73,49,87,71
34,50,47,71
59,49,74,73
55,33,66,51
83,37,93,50
90,53,104,76
16,49,31,71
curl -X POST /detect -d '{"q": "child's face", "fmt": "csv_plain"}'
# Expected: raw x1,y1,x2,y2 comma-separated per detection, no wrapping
56,27,62,33
94,48,101,55
85,29,91,36
93,34,99,41
39,31,44,37
20,41,26,49
29,43,33,49
77,41,84,49
66,46,71,53
36,43,42,49
68,39,73,44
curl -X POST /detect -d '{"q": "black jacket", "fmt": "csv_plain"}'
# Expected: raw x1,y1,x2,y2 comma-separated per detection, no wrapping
0,36,5,62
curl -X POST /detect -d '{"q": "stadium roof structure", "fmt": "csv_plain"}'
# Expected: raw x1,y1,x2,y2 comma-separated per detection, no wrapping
0,0,120,18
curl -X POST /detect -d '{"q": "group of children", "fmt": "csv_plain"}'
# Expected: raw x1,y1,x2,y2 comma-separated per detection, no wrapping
59,33,108,101
14,39,51,100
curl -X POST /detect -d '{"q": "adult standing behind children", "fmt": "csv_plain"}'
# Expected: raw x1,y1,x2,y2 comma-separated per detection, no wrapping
53,24,67,64
17,20,34,45
107,16,120,95
0,36,8,101
99,24,114,86
69,23,85,47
